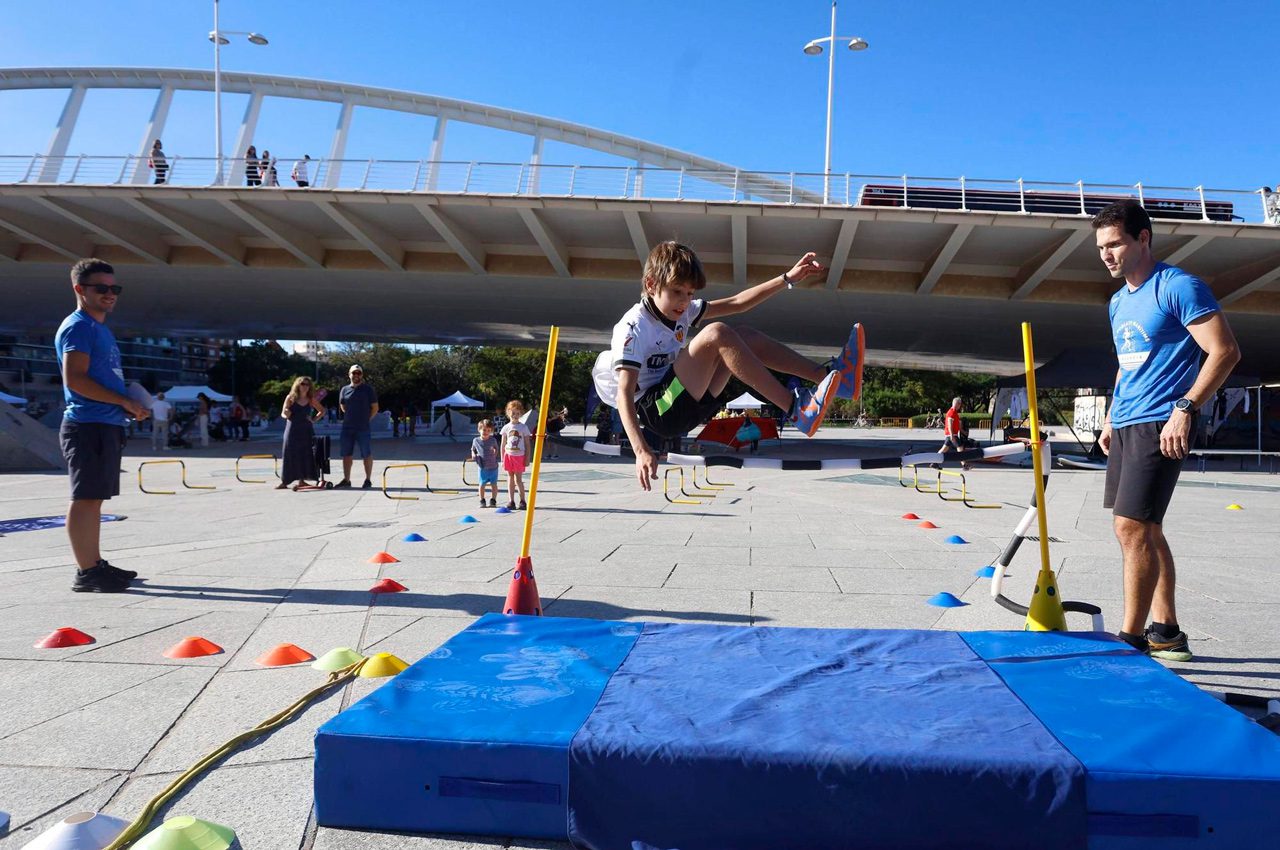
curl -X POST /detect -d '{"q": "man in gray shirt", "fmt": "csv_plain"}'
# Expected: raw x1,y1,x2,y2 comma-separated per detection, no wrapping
336,363,379,488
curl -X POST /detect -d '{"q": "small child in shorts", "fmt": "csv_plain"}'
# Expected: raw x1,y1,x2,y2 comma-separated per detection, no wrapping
471,419,500,508
500,400,533,510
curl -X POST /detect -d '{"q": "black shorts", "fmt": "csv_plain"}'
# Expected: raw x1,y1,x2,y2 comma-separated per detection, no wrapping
1102,420,1184,524
60,420,124,501
635,368,727,439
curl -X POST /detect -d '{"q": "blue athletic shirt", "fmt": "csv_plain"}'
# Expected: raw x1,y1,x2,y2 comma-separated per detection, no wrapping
55,309,127,425
1108,262,1219,428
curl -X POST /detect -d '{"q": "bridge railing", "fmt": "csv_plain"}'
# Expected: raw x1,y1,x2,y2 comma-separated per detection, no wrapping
0,154,1273,224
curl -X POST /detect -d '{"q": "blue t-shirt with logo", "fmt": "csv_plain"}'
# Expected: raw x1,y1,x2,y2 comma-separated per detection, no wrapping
55,310,128,426
1108,263,1219,428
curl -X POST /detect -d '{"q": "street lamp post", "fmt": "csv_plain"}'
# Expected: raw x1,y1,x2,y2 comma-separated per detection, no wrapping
211,0,268,185
803,1,869,204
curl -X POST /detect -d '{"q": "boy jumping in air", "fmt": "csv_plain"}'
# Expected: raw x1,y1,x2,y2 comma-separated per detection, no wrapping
593,241,864,491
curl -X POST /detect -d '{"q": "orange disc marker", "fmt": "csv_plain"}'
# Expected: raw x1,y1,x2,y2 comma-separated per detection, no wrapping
163,636,223,658
34,627,95,649
255,643,314,667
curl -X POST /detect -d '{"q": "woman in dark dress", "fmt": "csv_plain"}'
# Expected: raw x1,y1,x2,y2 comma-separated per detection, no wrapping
279,377,325,490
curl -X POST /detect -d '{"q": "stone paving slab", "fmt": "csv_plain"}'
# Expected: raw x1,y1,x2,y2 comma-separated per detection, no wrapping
1,435,1277,849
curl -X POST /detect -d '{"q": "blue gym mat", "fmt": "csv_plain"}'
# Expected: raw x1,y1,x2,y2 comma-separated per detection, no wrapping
0,514,125,535
315,615,1280,849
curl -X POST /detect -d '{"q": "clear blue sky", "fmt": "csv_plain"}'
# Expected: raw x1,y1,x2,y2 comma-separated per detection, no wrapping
1,1,1277,189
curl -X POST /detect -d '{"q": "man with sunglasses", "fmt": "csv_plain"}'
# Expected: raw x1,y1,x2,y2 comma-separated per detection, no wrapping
55,259,149,592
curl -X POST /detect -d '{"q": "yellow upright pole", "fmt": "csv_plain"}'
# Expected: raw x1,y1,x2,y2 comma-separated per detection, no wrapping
520,325,559,559
504,326,558,616
1021,322,1067,631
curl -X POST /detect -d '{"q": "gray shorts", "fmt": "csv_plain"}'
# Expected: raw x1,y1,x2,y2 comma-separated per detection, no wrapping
60,420,124,501
1102,420,1184,524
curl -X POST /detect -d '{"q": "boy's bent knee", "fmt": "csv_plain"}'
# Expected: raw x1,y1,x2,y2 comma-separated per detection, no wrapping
700,322,740,347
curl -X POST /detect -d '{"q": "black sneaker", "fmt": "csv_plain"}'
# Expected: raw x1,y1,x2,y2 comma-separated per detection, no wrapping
362,479,373,490
98,559,138,582
334,479,352,489
72,566,131,593
488,498,497,508
1145,628,1192,662
1116,631,1150,653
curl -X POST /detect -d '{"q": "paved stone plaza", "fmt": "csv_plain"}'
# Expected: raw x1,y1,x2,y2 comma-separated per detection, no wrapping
1,428,1277,848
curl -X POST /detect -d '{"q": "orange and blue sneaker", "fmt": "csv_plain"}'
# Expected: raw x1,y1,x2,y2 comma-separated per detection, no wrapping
830,323,865,400
790,371,843,437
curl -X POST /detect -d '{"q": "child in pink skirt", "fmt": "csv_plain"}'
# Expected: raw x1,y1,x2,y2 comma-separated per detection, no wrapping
500,399,533,509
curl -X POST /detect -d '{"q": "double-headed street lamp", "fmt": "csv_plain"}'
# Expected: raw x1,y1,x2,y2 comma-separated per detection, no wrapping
210,0,268,185
802,1,869,204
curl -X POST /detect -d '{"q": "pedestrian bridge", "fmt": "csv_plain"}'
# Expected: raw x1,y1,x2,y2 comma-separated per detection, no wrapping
2,67,1278,375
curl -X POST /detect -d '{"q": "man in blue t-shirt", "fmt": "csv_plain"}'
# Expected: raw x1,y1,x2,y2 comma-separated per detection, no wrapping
55,259,151,593
1093,201,1240,661
335,364,379,489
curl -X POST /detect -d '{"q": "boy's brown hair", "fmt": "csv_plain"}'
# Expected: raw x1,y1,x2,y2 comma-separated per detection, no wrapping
643,241,706,293
477,418,493,432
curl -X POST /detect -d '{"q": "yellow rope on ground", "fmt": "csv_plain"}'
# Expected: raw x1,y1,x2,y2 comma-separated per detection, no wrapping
101,659,367,849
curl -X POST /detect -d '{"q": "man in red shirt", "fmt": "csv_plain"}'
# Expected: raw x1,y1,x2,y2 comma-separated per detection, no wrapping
939,396,974,467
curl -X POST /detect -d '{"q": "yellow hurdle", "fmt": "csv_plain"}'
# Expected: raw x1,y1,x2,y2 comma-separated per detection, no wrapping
138,460,216,495
235,454,279,484
381,462,459,499
935,468,1002,509
663,467,706,505
699,464,735,488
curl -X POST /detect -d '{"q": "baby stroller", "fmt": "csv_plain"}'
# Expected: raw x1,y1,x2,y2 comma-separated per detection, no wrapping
167,412,196,449
295,435,335,491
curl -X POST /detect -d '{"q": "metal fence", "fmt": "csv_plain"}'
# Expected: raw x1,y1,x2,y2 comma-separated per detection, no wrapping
0,154,1274,225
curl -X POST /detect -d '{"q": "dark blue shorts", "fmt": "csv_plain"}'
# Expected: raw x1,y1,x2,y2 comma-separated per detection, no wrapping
340,429,372,458
60,420,123,501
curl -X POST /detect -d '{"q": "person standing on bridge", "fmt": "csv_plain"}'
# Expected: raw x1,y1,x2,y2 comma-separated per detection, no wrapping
592,241,864,492
245,145,260,187
291,154,311,188
1094,200,1240,661
56,259,148,592
335,364,378,489
147,139,168,184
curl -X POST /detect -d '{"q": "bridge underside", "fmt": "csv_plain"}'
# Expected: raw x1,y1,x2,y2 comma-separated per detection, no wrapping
3,187,1279,376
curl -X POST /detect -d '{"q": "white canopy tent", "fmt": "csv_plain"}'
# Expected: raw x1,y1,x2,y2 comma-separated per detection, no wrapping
725,392,766,410
429,390,485,433
161,385,233,403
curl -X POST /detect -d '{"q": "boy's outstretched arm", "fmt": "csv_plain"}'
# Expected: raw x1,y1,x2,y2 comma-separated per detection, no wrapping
702,252,825,321
615,369,658,491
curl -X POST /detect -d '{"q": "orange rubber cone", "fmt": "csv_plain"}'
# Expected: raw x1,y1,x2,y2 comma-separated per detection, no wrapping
34,627,95,649
255,643,314,666
370,578,407,593
503,556,542,616
368,551,400,564
164,636,223,658
901,513,920,520
918,520,938,529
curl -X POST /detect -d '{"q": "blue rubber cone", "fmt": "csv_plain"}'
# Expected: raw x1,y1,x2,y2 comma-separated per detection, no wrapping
0,809,8,839
974,565,997,578
944,534,968,545
402,532,426,542
927,591,968,608
459,515,478,524
495,506,512,515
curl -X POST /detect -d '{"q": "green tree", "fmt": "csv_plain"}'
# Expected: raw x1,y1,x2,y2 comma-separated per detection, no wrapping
208,341,315,406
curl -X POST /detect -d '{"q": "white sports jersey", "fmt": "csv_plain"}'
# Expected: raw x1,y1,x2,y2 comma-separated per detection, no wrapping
592,298,707,406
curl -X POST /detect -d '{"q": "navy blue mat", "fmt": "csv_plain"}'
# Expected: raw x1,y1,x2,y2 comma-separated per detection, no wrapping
0,514,125,535
315,616,1280,849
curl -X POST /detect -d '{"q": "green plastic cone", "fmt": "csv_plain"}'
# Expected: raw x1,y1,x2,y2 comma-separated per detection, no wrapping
132,815,236,850
312,647,365,672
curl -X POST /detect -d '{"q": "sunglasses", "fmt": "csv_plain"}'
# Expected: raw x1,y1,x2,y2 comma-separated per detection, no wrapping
82,283,124,295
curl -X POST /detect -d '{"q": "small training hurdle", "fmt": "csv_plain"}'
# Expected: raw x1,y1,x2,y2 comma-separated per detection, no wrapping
235,453,280,484
382,463,460,501
138,460,216,495
662,467,713,505
935,468,1001,509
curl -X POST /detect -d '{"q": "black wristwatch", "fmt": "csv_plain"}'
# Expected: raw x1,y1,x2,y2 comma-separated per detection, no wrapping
1173,397,1195,413
782,271,794,289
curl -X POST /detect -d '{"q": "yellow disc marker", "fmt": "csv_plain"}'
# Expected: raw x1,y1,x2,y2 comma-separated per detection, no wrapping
359,652,409,678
